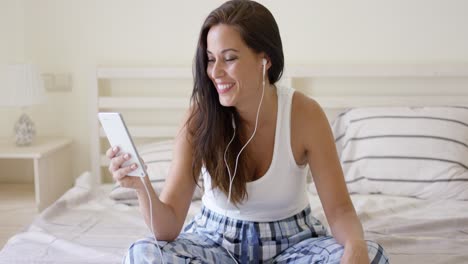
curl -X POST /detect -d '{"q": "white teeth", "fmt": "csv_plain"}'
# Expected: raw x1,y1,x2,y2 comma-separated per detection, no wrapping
218,83,234,90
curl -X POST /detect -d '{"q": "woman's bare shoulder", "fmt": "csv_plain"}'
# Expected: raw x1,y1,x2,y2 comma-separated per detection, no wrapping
291,90,332,149
291,90,325,124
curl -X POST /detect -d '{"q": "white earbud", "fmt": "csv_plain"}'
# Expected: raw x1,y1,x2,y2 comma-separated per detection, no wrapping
262,58,266,86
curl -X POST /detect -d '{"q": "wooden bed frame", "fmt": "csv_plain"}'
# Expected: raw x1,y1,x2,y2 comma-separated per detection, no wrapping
90,64,468,184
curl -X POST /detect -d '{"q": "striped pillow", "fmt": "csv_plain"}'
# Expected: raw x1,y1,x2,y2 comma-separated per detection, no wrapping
332,106,468,200
109,140,203,204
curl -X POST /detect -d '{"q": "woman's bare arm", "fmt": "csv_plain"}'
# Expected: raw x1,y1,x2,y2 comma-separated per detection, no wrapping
293,92,367,252
109,109,199,241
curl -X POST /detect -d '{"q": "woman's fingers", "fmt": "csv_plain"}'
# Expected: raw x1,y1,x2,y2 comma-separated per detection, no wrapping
106,146,119,159
115,163,138,180
108,153,131,173
106,148,141,188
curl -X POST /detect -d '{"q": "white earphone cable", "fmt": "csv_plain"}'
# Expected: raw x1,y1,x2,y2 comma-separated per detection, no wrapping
141,60,265,264
140,176,166,264
223,59,266,263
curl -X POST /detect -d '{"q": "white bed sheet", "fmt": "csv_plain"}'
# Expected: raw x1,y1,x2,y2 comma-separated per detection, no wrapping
308,193,468,264
1,172,467,264
0,172,202,264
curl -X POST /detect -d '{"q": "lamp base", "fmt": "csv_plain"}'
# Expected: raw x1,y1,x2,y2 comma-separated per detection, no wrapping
14,113,36,146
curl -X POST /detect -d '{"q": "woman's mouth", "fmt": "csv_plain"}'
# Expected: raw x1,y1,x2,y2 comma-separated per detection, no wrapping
216,83,235,94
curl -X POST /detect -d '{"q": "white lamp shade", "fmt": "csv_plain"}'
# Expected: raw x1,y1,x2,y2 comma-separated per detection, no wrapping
0,63,46,107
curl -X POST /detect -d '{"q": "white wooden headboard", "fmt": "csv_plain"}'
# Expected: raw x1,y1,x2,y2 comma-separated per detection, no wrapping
90,64,468,184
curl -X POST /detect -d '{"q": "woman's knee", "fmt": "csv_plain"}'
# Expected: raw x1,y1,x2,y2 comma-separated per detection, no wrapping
366,240,389,264
123,237,168,264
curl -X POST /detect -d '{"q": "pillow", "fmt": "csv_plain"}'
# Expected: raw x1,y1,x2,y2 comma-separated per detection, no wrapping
330,106,468,200
109,140,204,203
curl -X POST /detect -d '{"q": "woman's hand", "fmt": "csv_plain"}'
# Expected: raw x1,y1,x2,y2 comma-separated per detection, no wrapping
341,240,370,264
106,146,147,190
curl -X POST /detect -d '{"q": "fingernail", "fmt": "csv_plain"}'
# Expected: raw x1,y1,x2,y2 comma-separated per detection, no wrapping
113,146,118,152
124,154,130,160
131,164,137,169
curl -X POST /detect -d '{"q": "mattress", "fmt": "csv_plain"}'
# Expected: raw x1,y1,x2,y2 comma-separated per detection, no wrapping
1,172,467,264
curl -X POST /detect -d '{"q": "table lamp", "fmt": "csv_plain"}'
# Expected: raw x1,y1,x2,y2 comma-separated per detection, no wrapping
0,63,46,146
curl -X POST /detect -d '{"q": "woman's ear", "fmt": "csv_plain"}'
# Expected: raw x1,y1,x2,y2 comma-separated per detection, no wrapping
265,57,272,71
259,53,272,71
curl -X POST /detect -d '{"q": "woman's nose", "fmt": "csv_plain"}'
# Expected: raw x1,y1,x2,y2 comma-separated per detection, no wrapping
211,61,225,79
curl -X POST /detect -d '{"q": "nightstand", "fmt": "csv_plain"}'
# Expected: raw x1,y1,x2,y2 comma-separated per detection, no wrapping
0,137,73,212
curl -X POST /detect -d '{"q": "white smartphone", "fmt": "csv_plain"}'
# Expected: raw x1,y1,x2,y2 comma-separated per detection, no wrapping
98,112,146,177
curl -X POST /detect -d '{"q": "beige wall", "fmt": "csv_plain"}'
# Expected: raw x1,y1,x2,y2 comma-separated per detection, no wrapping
0,0,25,139
1,0,468,180
0,0,25,62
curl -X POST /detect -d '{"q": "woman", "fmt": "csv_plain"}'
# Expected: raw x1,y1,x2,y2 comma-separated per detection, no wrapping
108,0,389,263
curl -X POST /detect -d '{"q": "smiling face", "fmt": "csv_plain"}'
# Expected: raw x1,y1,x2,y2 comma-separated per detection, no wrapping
206,24,265,108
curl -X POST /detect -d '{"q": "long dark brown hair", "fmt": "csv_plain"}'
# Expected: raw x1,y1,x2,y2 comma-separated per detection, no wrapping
186,0,284,205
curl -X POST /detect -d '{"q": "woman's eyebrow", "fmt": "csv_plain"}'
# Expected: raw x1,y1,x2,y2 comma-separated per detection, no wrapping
207,48,240,54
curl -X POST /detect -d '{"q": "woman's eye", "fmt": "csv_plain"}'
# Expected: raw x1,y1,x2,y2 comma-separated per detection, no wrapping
207,57,237,63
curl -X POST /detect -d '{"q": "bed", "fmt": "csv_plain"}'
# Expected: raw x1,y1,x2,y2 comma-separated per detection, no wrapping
1,64,468,264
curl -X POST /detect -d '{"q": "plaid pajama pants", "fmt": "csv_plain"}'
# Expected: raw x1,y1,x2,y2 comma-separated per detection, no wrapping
124,206,389,264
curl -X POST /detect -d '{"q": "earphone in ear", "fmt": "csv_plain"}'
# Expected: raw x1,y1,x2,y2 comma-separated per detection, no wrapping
262,58,267,86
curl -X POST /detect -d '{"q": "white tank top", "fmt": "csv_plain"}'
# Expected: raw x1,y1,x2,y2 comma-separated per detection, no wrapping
201,86,310,222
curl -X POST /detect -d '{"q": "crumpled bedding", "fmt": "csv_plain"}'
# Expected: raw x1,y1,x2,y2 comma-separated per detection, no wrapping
309,191,468,263
1,172,468,264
